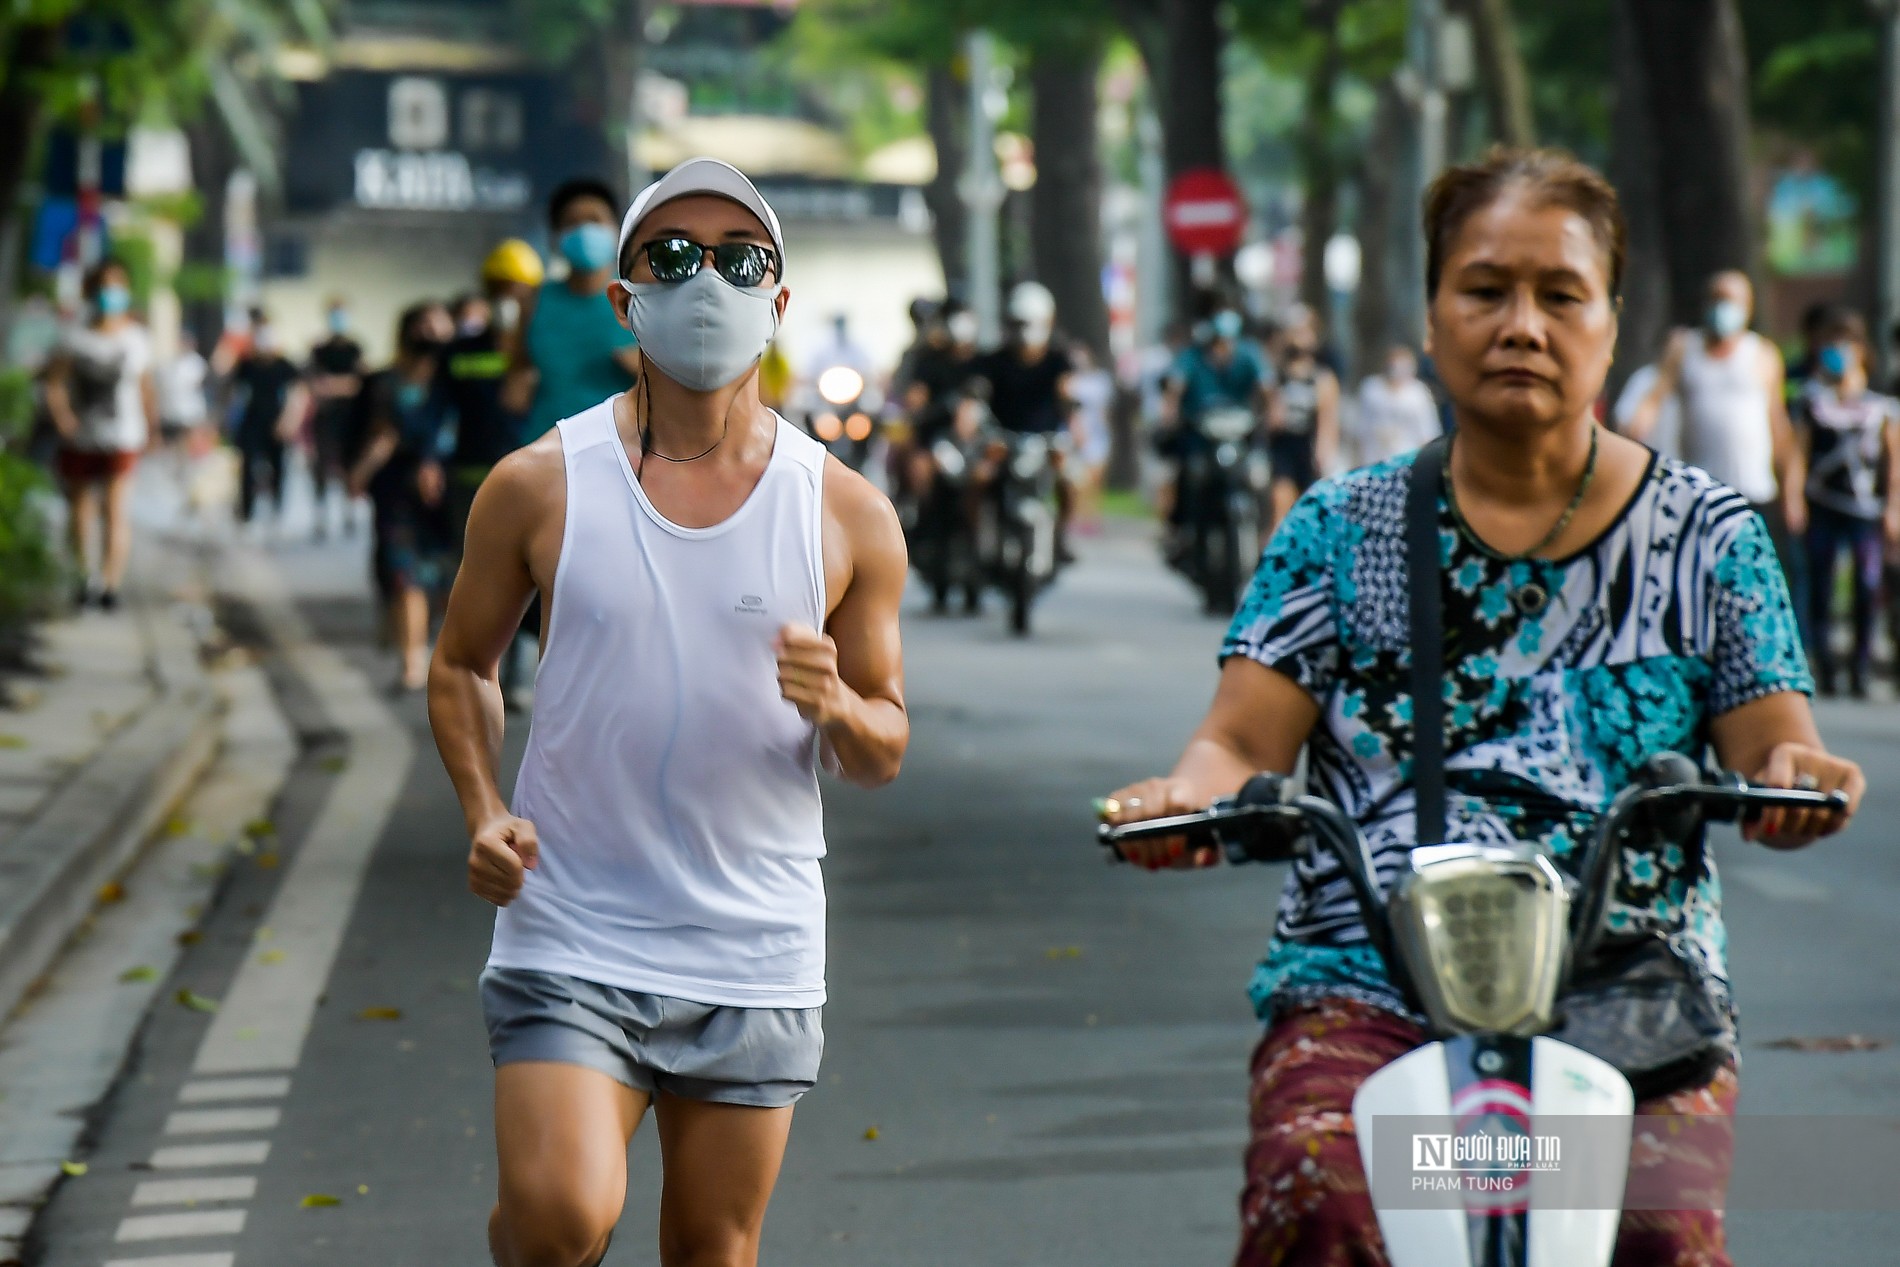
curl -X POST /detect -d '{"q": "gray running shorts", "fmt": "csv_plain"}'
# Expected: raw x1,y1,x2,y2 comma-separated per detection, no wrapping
479,966,823,1109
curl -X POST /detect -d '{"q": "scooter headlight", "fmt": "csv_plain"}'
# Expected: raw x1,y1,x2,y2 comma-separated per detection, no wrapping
1388,845,1570,1037
818,366,865,406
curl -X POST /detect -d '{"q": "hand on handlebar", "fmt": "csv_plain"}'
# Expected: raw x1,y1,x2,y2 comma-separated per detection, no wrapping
1744,742,1864,848
1097,777,1220,871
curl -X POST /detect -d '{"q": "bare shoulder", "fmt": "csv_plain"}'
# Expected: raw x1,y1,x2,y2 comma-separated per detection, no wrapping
471,430,567,535
822,455,905,567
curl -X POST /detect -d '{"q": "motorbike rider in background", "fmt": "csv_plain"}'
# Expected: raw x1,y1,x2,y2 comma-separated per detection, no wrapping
897,300,983,498
1155,308,1273,566
971,282,1077,563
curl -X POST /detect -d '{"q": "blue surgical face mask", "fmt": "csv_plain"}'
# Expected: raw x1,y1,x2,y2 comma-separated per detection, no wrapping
559,223,618,274
1211,311,1244,341
1707,299,1747,339
1818,343,1852,380
327,308,349,335
97,285,131,317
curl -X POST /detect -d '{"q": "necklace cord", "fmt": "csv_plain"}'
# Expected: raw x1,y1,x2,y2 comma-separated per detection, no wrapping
1443,425,1599,563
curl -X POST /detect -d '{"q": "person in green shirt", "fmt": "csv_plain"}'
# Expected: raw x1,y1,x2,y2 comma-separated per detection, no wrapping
505,177,641,440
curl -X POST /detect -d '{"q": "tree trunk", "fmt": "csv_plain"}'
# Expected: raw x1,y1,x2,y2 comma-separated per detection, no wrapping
1624,0,1756,326
1457,0,1535,147
924,63,969,302
1298,2,1345,316
1030,43,1111,359
1609,0,1670,392
182,115,238,352
601,0,647,197
1158,0,1230,317
1354,78,1407,380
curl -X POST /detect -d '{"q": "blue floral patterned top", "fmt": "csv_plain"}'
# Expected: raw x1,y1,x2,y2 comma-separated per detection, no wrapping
1221,448,1811,1030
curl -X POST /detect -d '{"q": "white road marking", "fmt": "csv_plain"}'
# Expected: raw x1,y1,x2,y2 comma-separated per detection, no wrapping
115,1210,247,1241
131,1177,257,1207
191,546,413,1077
162,1109,280,1136
148,1142,270,1170
1727,865,1832,902
104,1256,235,1267
176,1078,289,1104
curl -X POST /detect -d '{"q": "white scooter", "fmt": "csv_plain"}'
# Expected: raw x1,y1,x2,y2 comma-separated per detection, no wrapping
1099,754,1843,1267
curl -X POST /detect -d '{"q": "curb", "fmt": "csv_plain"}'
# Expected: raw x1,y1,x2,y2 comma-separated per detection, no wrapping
0,593,222,1026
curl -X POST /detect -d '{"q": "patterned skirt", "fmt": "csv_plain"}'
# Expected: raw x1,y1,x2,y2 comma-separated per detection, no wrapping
1236,998,1739,1267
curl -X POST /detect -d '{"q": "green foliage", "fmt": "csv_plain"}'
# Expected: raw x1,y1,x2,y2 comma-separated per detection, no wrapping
1514,0,1614,161
0,453,65,633
1744,0,1878,197
503,0,621,67
0,372,35,446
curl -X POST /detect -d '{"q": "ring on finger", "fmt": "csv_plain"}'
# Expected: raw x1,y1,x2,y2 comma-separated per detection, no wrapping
1794,773,1820,791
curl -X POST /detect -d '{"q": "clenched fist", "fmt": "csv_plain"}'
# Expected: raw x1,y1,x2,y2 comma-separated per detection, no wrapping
776,623,850,727
468,813,539,907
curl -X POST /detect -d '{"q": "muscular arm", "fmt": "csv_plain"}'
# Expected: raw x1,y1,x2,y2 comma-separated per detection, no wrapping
1626,332,1685,443
1315,371,1342,473
777,465,909,788
1763,342,1807,529
428,448,553,833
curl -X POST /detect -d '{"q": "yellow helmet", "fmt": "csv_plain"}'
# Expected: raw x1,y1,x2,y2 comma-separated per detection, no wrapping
482,238,545,287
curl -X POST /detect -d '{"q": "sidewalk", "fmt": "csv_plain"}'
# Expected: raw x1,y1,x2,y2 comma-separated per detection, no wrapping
0,538,221,1026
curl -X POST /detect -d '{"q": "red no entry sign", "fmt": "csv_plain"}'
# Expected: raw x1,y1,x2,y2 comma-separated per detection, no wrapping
1163,168,1247,257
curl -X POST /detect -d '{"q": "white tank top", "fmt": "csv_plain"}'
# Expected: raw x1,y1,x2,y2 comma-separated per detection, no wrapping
1678,332,1777,504
489,400,831,1007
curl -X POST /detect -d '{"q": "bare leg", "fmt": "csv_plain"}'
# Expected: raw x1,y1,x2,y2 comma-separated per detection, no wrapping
101,468,135,593
67,480,99,590
490,1062,647,1267
1266,478,1300,540
392,583,430,689
653,1094,795,1267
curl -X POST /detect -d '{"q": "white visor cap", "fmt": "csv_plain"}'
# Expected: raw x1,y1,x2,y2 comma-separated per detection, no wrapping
616,157,786,281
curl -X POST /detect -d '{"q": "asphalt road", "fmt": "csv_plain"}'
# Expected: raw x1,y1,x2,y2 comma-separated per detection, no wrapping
28,512,1900,1266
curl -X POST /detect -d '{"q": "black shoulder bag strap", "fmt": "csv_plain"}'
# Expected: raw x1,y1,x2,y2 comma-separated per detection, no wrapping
1407,437,1450,845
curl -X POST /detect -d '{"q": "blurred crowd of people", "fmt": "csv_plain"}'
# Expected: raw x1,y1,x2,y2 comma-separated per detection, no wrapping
20,191,1900,699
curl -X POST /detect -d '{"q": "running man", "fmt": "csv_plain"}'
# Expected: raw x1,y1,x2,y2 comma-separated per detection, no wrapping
429,157,909,1267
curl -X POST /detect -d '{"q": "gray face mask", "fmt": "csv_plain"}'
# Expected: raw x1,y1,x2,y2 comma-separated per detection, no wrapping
620,270,782,392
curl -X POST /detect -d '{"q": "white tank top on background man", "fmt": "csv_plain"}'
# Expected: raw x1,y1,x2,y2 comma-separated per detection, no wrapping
490,398,832,1007
1677,331,1777,504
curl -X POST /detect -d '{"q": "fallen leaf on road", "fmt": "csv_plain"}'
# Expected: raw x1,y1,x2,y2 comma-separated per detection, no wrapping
358,1007,403,1021
1761,1034,1888,1052
119,966,158,983
299,1193,341,1208
163,816,193,837
863,1126,880,1141
319,754,349,773
59,1161,87,1177
233,837,255,856
356,1184,369,1195
1044,945,1083,960
96,882,126,904
175,930,202,946
0,734,27,749
255,927,274,941
258,949,285,965
255,851,280,869
235,1027,258,1041
243,817,276,840
175,990,219,1013
189,861,224,880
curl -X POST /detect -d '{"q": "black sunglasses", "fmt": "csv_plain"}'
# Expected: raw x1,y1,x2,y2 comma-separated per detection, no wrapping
634,237,780,288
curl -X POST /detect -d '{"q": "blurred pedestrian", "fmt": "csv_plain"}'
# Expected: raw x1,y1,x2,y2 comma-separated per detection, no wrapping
156,331,210,509
507,177,640,442
307,297,365,540
229,311,309,532
1348,343,1440,467
41,259,155,609
1612,358,1679,457
1266,317,1340,532
1628,271,1807,601
1793,311,1900,697
1066,341,1115,535
349,302,455,692
444,240,543,557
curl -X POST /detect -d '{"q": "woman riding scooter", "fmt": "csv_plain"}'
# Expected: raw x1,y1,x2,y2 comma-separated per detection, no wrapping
1102,148,1863,1267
